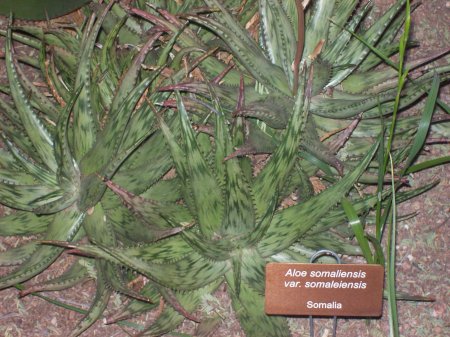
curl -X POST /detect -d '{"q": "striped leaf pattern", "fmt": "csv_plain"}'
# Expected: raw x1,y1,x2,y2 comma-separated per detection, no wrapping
0,1,448,336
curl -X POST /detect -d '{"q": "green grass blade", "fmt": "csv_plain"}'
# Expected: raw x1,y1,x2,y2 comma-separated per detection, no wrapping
383,0,411,172
327,0,407,88
299,151,335,176
376,107,386,242
327,0,360,41
322,2,371,64
366,235,385,266
437,98,450,114
341,198,374,263
405,156,450,174
403,74,440,169
329,18,398,71
387,154,399,337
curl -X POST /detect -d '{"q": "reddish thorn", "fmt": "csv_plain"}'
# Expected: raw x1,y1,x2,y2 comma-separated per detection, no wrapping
212,64,234,84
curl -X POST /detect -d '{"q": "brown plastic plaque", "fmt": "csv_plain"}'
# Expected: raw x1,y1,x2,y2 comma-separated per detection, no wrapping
265,263,384,317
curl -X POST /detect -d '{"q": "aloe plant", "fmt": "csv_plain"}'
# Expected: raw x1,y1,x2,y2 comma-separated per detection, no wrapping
0,2,191,334
0,0,448,336
153,0,449,176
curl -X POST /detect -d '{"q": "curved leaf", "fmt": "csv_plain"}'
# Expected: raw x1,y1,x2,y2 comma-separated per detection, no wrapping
259,139,380,257
0,206,84,289
0,211,52,236
5,26,57,172
225,272,290,337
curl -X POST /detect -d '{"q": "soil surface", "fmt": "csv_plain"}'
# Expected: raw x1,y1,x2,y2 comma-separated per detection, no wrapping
0,1,448,336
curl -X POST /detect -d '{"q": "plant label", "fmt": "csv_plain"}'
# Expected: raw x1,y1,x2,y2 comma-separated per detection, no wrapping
265,263,384,317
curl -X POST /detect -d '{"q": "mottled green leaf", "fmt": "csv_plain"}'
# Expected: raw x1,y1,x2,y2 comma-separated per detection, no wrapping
5,26,57,172
186,4,290,95
259,139,379,257
68,263,112,337
0,206,84,289
140,281,221,336
19,258,92,296
253,67,309,217
260,0,296,86
226,272,290,337
0,211,52,236
0,242,38,266
327,0,407,88
72,1,115,160
303,0,336,59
